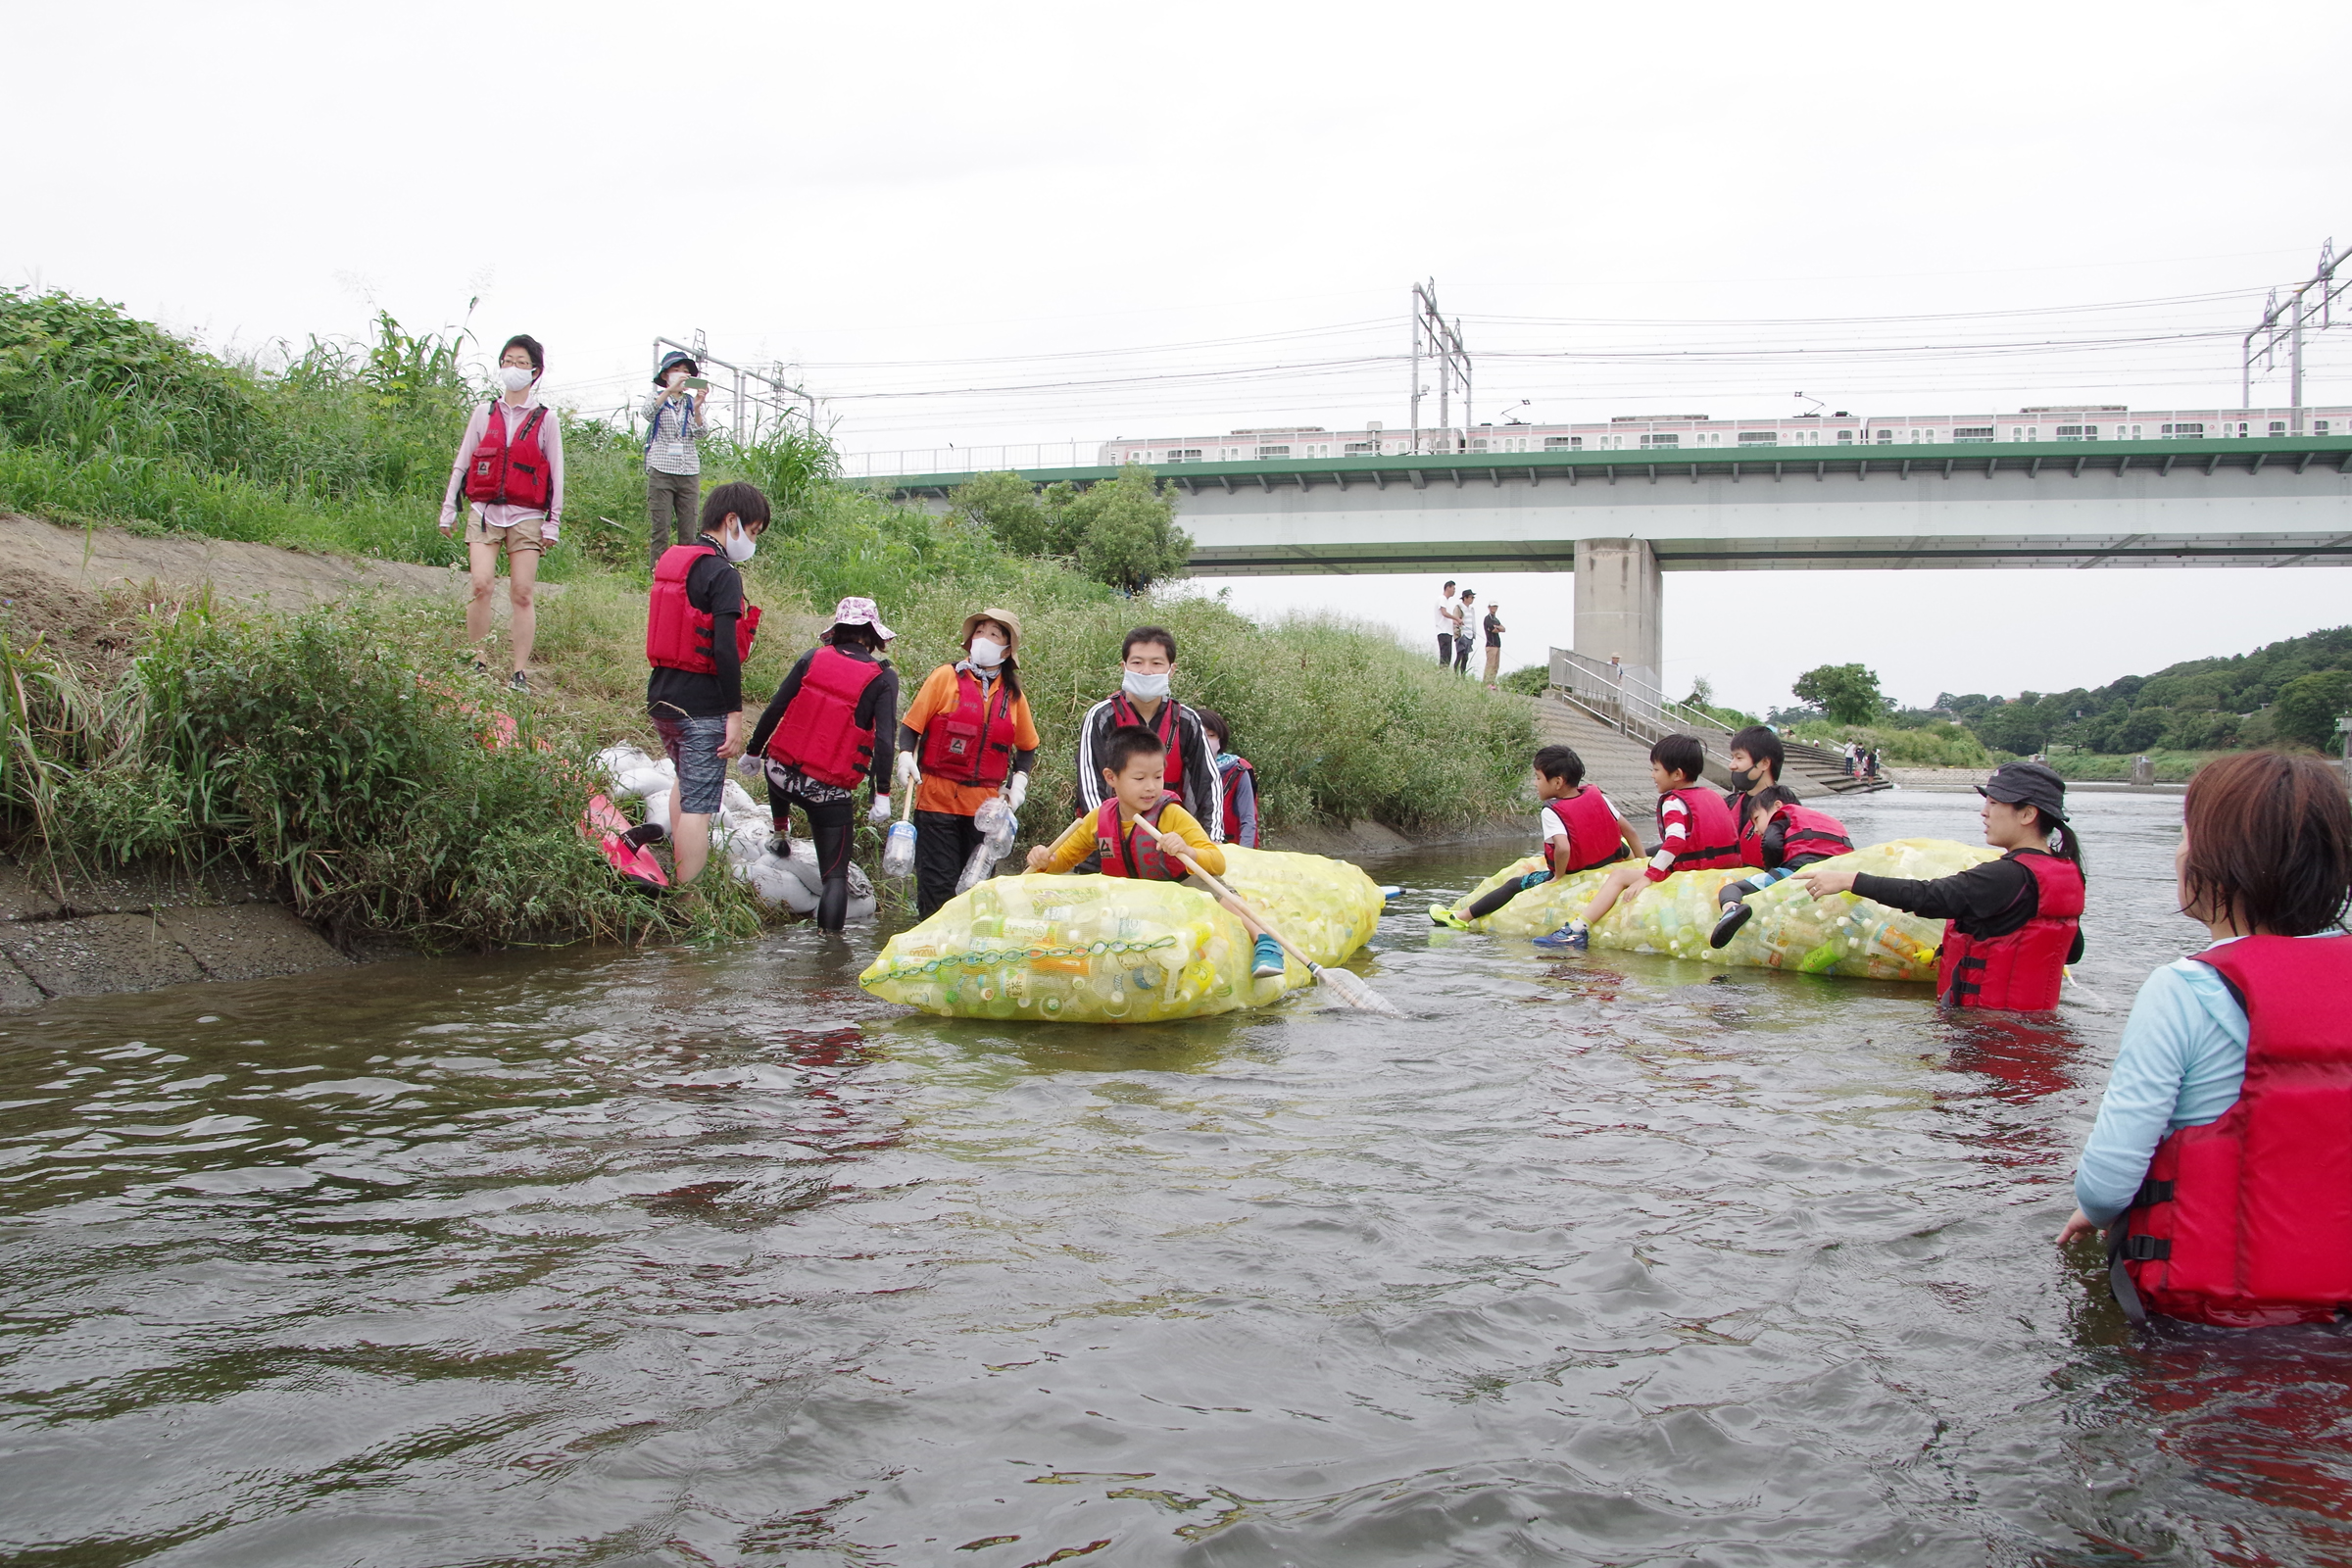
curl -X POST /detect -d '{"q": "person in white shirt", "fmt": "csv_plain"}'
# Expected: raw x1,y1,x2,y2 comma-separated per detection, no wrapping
1434,579,1461,666
439,333,563,692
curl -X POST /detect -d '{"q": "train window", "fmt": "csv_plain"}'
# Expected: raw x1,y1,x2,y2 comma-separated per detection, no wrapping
2319,421,2331,436
1837,429,1853,443
1544,436,1581,450
1953,427,1993,443
1876,428,1893,443
1738,431,1777,445
2160,423,2203,437
2132,425,2141,438
2270,421,2287,436
1254,445,1290,460
1642,433,1680,448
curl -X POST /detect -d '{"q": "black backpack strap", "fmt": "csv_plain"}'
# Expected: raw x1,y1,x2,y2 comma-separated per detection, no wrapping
2105,1224,2151,1328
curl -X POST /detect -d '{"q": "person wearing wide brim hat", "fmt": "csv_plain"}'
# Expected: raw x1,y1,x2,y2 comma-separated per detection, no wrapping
642,350,710,575
1795,760,2086,1010
744,596,903,932
895,605,1042,917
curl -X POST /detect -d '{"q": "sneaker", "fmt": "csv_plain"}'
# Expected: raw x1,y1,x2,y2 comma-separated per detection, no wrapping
1429,904,1471,931
1709,901,1754,951
510,670,530,693
470,658,490,677
1251,934,1286,977
619,821,667,850
1532,921,1589,951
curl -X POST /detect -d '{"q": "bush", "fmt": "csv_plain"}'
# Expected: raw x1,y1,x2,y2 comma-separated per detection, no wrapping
1498,662,1550,697
1789,717,1989,767
947,466,1192,594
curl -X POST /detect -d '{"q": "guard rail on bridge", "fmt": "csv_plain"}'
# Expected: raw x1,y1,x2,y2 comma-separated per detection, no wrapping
1544,650,1890,796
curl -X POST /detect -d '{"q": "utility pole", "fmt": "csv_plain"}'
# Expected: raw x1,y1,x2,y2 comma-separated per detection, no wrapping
1409,280,1472,456
2243,239,2347,434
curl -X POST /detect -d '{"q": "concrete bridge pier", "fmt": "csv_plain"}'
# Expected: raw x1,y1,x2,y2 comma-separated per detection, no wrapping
1572,538,1663,695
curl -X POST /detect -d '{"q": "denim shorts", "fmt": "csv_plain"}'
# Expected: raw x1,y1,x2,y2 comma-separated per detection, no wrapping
652,712,729,815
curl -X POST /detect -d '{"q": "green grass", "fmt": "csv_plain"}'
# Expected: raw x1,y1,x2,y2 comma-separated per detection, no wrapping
1789,717,1990,767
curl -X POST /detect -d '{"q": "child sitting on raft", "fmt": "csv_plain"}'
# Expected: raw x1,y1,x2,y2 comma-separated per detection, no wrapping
1536,734,1743,951
1026,724,1287,978
1431,744,1642,929
1709,725,1854,950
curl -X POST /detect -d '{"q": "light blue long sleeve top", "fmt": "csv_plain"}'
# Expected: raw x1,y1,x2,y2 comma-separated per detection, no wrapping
2073,942,2254,1225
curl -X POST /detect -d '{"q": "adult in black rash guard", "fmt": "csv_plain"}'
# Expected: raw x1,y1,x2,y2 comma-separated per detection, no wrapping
1799,760,2085,1009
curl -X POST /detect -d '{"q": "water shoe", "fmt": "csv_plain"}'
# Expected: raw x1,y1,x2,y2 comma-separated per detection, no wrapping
510,670,531,693
1531,921,1589,951
1251,934,1286,977
1428,904,1472,931
1709,902,1754,950
619,821,667,850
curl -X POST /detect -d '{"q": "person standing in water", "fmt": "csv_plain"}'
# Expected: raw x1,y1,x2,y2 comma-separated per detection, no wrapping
440,333,562,691
645,481,768,887
642,349,708,574
1073,626,1222,836
2056,751,2352,1327
896,608,1040,918
1796,760,2083,1009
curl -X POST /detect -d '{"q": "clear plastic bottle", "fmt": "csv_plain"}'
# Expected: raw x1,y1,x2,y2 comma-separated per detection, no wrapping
953,797,1020,896
882,812,917,879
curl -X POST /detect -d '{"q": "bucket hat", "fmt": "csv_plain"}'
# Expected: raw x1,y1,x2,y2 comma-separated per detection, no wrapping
831,597,896,642
654,349,700,385
959,607,1023,655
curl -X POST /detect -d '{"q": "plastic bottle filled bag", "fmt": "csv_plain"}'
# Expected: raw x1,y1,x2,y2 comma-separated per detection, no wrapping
953,798,1020,896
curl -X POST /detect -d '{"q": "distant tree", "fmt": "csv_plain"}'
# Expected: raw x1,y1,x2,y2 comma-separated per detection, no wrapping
2273,670,2352,750
1065,466,1193,595
950,470,1077,557
1791,663,1886,725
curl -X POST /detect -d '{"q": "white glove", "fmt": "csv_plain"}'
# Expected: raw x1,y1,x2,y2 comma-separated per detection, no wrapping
895,752,920,790
868,795,893,826
736,754,763,779
1005,773,1028,812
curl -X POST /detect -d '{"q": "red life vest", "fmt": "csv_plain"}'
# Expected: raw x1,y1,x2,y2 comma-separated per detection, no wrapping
1934,850,2083,1010
464,401,554,510
2116,934,2352,1326
1096,798,1184,880
1735,797,1853,870
1216,756,1258,848
919,667,1016,787
1108,692,1184,802
1543,787,1629,874
1657,785,1742,871
645,544,761,675
764,645,885,788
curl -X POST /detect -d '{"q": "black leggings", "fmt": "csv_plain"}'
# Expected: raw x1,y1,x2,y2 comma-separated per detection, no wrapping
768,780,857,931
1716,852,1835,907
1466,847,1628,919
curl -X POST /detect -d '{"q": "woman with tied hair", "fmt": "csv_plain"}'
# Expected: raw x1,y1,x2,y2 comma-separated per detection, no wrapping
2058,751,2352,1327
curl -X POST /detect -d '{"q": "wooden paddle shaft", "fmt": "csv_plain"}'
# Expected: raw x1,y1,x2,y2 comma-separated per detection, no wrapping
1126,811,1320,972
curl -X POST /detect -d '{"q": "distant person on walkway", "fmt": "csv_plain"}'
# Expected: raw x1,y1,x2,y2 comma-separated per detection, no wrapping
1074,625,1222,837
1430,744,1641,929
1482,602,1505,687
1453,589,1478,675
895,607,1039,918
1197,709,1258,848
1434,580,1461,666
440,333,563,691
749,595,902,931
1708,726,1852,950
1797,760,2083,1009
642,350,709,575
2055,751,2352,1327
646,481,769,887
1537,734,1743,950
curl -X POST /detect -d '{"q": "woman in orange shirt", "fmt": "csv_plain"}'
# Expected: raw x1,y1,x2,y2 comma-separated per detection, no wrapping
894,608,1042,916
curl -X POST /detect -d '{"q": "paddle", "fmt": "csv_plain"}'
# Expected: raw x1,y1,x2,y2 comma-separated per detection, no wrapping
1128,812,1401,1017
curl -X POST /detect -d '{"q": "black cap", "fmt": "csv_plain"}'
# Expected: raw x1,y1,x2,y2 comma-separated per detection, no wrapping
655,349,700,385
1977,760,2067,820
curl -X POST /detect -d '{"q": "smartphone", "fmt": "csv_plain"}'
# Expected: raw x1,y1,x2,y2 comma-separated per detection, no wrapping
683,376,710,393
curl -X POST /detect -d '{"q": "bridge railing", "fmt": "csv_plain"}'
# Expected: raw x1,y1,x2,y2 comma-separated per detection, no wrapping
842,442,1100,479
1546,650,1736,750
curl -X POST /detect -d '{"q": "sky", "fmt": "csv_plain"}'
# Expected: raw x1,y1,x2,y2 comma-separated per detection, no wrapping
10,0,2352,715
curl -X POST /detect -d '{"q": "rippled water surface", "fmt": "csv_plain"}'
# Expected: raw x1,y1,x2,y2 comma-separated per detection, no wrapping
7,790,2352,1566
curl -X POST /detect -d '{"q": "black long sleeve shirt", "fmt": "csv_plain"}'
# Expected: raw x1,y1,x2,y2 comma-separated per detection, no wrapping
1854,851,2085,959
746,644,900,793
645,548,745,719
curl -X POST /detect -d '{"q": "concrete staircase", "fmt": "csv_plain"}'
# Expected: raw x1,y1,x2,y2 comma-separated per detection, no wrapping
1781,739,1894,796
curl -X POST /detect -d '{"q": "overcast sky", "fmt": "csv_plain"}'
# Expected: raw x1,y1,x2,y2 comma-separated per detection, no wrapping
11,0,2352,715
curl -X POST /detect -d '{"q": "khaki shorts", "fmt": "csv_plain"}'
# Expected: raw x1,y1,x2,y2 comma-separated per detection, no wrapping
463,509,547,556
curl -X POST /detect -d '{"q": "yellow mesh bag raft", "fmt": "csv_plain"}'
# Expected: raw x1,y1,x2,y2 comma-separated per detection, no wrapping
859,846,1387,1022
1449,837,1998,981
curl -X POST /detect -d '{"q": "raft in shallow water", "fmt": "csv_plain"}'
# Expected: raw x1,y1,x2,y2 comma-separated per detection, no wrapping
1453,837,1997,982
858,846,1387,1022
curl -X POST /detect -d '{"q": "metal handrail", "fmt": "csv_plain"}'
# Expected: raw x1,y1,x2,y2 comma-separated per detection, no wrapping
1546,649,1735,746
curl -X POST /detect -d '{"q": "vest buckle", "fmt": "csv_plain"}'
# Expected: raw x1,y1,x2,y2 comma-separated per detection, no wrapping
2120,1235,2171,1262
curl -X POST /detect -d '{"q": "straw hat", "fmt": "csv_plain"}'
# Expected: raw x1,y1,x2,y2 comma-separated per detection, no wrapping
959,607,1023,654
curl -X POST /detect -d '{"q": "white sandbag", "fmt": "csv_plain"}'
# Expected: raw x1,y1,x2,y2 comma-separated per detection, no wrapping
745,851,819,912
642,789,674,834
721,779,759,816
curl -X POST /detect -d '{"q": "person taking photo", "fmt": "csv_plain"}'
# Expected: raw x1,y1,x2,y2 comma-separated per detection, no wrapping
642,349,709,574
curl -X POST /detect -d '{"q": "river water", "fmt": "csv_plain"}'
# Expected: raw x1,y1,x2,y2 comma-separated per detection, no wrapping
5,790,2351,1566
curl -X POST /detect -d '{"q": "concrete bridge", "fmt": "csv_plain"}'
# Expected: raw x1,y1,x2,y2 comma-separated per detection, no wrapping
863,433,2352,692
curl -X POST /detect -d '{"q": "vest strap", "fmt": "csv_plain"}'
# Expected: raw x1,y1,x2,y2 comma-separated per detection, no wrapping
2105,1227,2152,1328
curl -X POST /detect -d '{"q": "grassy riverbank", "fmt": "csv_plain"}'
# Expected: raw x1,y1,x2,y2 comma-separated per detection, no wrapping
1,291,1533,947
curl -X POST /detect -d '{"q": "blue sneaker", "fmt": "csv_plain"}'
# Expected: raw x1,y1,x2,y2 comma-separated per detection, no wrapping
1532,921,1589,951
1251,934,1286,977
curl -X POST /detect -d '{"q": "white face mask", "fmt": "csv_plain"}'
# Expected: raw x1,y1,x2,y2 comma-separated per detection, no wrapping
968,637,1006,668
722,526,757,563
499,365,535,392
1122,668,1171,701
